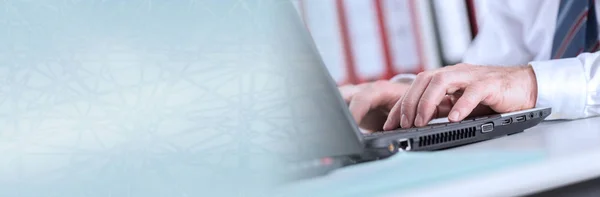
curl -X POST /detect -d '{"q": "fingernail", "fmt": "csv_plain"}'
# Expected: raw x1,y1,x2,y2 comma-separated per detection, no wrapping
383,120,392,130
449,111,460,121
401,114,409,128
415,114,423,127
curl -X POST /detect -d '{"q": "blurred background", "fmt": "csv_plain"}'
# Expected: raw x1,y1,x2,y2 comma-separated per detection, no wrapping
290,0,491,85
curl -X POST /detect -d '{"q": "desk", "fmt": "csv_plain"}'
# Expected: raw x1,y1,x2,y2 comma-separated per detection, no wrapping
286,116,600,197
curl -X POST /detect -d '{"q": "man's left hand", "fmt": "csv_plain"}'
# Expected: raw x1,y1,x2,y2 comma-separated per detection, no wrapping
383,63,538,130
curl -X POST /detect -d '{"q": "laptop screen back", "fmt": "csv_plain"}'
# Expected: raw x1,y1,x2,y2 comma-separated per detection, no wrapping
0,0,363,194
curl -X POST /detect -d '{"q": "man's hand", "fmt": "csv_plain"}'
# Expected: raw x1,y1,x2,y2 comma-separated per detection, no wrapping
339,80,410,132
383,64,538,130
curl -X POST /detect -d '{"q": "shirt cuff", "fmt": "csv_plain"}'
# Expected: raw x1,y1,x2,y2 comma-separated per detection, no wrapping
530,58,587,120
390,74,417,84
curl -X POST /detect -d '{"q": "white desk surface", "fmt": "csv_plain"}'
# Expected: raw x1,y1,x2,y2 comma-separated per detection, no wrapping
395,116,600,197
287,116,600,197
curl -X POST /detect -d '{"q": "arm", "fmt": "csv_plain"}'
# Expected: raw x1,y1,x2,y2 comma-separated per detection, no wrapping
383,0,598,129
384,0,600,129
385,37,600,129
464,0,599,120
530,53,600,120
468,0,600,120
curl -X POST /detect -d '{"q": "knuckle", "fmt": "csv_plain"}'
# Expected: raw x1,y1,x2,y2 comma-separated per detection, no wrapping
463,97,479,106
418,97,436,106
478,80,497,91
372,90,385,101
338,85,355,92
352,92,371,103
461,93,481,106
430,72,449,85
338,85,358,99
354,83,367,90
416,71,433,80
469,83,486,91
400,99,416,110
417,99,436,111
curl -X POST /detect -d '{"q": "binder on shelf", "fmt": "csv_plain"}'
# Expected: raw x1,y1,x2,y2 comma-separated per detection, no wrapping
294,0,441,85
432,0,473,64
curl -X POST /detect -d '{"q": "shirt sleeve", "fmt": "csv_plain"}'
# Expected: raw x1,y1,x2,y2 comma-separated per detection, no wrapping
530,52,600,120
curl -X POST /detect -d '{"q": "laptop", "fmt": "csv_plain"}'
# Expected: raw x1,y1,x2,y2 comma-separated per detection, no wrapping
291,108,551,179
0,0,550,193
276,2,552,178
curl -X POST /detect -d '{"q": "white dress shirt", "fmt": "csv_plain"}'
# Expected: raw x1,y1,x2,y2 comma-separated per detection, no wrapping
395,0,600,120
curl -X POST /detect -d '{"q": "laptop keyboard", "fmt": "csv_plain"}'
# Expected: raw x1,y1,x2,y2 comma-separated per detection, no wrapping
365,116,490,137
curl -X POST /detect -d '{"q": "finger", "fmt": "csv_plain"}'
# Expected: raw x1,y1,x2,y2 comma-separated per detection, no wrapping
383,99,402,130
386,72,434,129
414,72,471,127
339,83,369,103
339,85,359,103
448,85,491,122
348,93,372,124
434,95,455,118
348,89,385,125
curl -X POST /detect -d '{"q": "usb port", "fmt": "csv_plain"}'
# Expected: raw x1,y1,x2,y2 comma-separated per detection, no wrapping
502,118,512,125
515,115,526,122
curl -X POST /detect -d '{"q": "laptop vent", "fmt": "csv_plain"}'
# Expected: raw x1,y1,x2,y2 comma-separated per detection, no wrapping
418,127,477,147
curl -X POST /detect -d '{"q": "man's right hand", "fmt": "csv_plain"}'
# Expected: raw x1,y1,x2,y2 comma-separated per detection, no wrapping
339,79,495,132
338,80,411,132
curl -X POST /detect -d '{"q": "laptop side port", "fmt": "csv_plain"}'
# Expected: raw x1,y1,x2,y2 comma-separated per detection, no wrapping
515,115,526,122
397,138,412,151
481,123,494,133
502,118,512,125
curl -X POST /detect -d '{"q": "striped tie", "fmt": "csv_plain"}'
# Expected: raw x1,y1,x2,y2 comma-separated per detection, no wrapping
551,0,599,59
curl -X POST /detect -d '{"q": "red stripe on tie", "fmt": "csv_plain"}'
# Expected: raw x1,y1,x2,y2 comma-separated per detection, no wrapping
466,0,479,37
554,10,589,59
591,41,600,51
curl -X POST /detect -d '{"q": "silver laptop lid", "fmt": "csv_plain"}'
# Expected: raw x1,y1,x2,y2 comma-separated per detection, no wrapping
0,0,362,195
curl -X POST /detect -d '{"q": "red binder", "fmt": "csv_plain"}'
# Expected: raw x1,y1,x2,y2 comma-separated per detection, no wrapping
294,0,440,85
